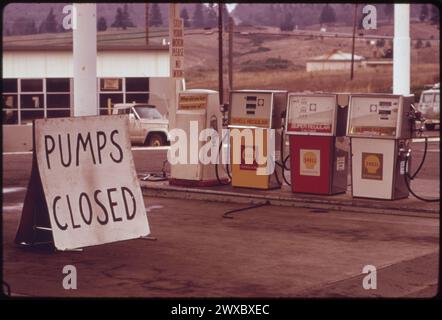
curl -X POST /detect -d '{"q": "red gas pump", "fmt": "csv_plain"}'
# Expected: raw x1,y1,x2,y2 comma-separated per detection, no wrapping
285,93,349,195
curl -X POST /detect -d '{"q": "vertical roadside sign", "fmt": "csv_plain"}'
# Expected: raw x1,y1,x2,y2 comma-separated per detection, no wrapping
168,4,184,130
169,4,184,79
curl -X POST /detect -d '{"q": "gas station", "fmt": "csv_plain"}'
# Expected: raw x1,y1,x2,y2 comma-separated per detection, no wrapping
7,1,439,249
2,3,440,299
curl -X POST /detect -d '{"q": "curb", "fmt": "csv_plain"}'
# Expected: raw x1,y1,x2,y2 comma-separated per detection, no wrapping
140,182,439,218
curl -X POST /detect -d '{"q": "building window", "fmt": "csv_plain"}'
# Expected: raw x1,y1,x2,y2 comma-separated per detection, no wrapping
21,79,43,92
46,78,71,118
100,78,122,91
99,78,123,115
47,78,70,92
3,79,18,93
19,78,45,124
126,93,149,104
125,77,150,104
126,77,149,92
2,94,18,124
2,78,72,124
99,93,124,115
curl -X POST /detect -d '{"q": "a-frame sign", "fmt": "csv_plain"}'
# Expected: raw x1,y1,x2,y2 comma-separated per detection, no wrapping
15,115,150,251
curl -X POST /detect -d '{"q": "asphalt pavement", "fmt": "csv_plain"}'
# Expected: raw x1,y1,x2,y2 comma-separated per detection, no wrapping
1,133,440,297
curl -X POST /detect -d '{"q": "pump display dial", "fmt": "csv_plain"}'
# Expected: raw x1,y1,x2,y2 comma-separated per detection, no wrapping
347,95,401,138
286,94,336,136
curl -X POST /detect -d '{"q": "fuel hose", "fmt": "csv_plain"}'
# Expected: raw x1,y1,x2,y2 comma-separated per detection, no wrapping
223,200,271,219
215,131,231,185
403,138,439,202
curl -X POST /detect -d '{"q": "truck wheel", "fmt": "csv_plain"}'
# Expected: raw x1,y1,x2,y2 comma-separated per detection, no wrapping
425,123,435,131
145,133,166,147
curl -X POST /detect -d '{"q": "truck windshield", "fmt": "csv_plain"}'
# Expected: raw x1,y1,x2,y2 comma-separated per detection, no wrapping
422,93,434,103
134,106,163,119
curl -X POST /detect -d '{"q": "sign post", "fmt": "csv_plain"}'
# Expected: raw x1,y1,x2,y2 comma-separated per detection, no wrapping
15,116,150,250
168,4,184,130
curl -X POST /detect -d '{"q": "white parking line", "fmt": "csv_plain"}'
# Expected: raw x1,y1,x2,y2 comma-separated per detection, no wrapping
412,137,440,143
131,146,170,151
2,151,32,155
3,187,27,194
3,146,170,155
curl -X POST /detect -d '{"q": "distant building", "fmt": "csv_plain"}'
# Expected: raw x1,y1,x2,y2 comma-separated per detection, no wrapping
2,30,175,126
365,59,393,68
306,50,366,72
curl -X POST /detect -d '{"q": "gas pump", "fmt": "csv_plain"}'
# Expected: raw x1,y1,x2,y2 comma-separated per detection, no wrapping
228,90,287,189
169,89,228,187
285,93,349,195
347,93,416,200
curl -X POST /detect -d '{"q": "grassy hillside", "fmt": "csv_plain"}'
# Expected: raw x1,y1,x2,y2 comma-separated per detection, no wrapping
183,22,439,100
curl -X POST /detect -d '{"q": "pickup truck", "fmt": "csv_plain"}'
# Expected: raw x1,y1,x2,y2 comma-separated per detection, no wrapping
112,103,169,146
417,83,440,130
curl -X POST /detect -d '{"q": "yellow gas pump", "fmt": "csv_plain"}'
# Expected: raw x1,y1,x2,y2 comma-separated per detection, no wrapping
228,90,287,189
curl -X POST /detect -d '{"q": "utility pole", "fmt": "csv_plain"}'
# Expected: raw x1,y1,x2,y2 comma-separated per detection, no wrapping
228,17,234,92
350,4,358,81
218,3,224,105
145,3,149,45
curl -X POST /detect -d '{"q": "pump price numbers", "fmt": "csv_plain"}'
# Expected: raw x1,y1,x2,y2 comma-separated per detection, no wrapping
347,95,400,138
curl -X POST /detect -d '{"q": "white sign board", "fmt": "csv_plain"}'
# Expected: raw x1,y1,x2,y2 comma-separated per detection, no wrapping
286,94,336,135
16,115,150,250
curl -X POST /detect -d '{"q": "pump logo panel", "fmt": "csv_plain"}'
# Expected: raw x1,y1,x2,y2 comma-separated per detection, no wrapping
362,153,383,180
240,145,258,171
300,149,320,176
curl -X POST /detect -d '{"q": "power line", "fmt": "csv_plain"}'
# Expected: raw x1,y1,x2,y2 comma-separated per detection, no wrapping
3,29,439,46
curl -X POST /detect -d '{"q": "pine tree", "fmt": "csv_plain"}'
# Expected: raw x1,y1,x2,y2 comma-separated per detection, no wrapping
280,12,294,31
415,39,423,49
180,8,190,28
97,17,107,31
319,4,336,25
206,3,218,28
149,3,163,27
39,8,58,33
111,8,124,28
269,4,277,26
121,4,135,29
430,5,439,25
192,3,205,28
420,4,429,22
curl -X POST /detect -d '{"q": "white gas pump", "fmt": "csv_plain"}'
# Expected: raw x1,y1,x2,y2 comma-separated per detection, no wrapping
169,89,228,187
347,94,416,200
